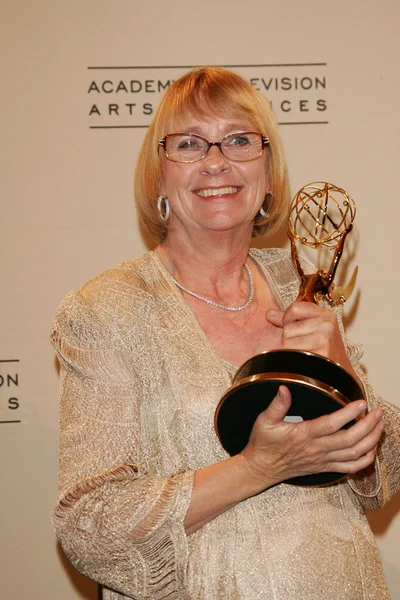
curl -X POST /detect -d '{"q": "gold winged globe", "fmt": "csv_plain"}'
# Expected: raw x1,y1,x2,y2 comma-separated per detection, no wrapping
288,181,358,305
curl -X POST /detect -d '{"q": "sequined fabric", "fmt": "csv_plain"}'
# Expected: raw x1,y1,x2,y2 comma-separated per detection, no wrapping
51,248,400,599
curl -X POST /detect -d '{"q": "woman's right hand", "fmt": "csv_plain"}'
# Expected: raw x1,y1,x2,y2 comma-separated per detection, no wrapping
186,386,384,535
240,386,385,489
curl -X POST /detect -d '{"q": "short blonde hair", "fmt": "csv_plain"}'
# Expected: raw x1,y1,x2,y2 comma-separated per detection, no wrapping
135,66,290,242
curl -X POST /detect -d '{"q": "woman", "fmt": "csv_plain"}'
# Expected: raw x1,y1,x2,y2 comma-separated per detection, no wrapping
51,67,400,600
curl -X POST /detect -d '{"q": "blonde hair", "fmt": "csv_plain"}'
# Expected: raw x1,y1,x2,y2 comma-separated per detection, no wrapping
135,66,290,242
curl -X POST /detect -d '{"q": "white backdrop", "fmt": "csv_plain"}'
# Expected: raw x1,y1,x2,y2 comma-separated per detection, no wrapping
1,1,399,598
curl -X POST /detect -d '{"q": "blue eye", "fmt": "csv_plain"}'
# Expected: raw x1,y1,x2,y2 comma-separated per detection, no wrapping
178,139,200,149
228,135,251,147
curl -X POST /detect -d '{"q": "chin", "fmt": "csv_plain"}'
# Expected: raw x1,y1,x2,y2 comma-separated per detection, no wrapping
199,218,253,235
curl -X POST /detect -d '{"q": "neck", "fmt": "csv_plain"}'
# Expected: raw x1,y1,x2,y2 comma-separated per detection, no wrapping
157,226,254,306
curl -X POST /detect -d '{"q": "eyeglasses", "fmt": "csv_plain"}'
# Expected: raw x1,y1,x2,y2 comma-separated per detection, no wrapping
158,132,269,163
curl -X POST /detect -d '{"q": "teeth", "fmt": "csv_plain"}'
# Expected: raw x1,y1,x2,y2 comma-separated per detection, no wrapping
196,186,239,198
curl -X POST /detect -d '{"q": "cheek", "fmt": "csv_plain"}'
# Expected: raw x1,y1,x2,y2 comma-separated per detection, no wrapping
163,165,196,196
256,157,270,191
247,165,269,196
241,157,268,182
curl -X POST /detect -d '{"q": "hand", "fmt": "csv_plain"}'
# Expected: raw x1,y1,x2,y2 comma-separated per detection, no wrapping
241,386,384,488
266,301,354,373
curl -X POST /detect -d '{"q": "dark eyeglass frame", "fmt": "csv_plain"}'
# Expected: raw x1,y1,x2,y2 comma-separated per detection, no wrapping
158,131,270,163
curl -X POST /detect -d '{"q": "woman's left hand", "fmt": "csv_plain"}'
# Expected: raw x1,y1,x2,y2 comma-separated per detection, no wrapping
266,302,354,374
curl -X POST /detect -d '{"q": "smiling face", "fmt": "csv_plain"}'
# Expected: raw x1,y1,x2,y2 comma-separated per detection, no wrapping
135,67,290,243
159,117,270,239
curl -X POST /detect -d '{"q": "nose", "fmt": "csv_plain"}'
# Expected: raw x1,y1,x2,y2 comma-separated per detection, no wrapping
200,144,231,174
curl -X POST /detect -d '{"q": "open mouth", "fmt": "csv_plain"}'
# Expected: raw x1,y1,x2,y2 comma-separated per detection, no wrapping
195,186,240,198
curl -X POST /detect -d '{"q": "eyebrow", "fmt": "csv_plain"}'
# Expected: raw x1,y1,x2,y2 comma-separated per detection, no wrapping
182,124,253,136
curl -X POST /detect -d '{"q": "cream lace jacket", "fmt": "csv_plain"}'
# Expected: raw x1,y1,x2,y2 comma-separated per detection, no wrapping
51,248,400,600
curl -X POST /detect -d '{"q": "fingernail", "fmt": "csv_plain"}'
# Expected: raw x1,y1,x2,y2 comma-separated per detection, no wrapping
375,409,383,420
379,421,385,432
358,401,367,415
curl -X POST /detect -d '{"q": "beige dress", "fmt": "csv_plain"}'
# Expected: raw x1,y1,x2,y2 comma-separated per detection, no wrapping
51,248,400,600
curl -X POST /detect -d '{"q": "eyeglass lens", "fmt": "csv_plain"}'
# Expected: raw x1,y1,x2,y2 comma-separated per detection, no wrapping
164,132,264,163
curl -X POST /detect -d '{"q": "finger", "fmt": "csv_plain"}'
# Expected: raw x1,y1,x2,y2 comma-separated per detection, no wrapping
265,309,284,328
283,301,330,325
282,317,332,339
328,419,384,462
261,385,292,425
281,333,340,361
325,407,384,451
282,315,336,344
282,331,328,353
306,400,368,439
328,447,378,475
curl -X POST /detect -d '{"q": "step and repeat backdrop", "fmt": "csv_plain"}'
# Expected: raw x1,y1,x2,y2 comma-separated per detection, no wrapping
1,1,399,598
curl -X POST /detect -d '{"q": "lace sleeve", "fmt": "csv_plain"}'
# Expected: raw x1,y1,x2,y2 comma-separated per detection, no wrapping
51,289,194,600
341,326,400,510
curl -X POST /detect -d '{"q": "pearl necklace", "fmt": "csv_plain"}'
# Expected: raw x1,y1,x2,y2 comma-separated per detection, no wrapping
170,263,254,312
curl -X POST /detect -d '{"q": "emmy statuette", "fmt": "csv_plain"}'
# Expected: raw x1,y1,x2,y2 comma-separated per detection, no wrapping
215,182,365,486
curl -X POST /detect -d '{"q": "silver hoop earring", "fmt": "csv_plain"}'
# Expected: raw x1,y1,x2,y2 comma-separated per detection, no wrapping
259,192,273,218
157,196,170,222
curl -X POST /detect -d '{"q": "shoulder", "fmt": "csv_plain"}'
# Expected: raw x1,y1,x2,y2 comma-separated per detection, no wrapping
250,247,316,308
250,247,315,274
51,252,164,353
55,252,160,315
251,247,299,295
80,252,162,305
250,247,291,267
250,248,315,272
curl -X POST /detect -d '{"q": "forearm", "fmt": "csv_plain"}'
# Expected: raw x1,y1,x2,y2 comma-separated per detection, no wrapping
184,454,277,535
54,470,194,598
